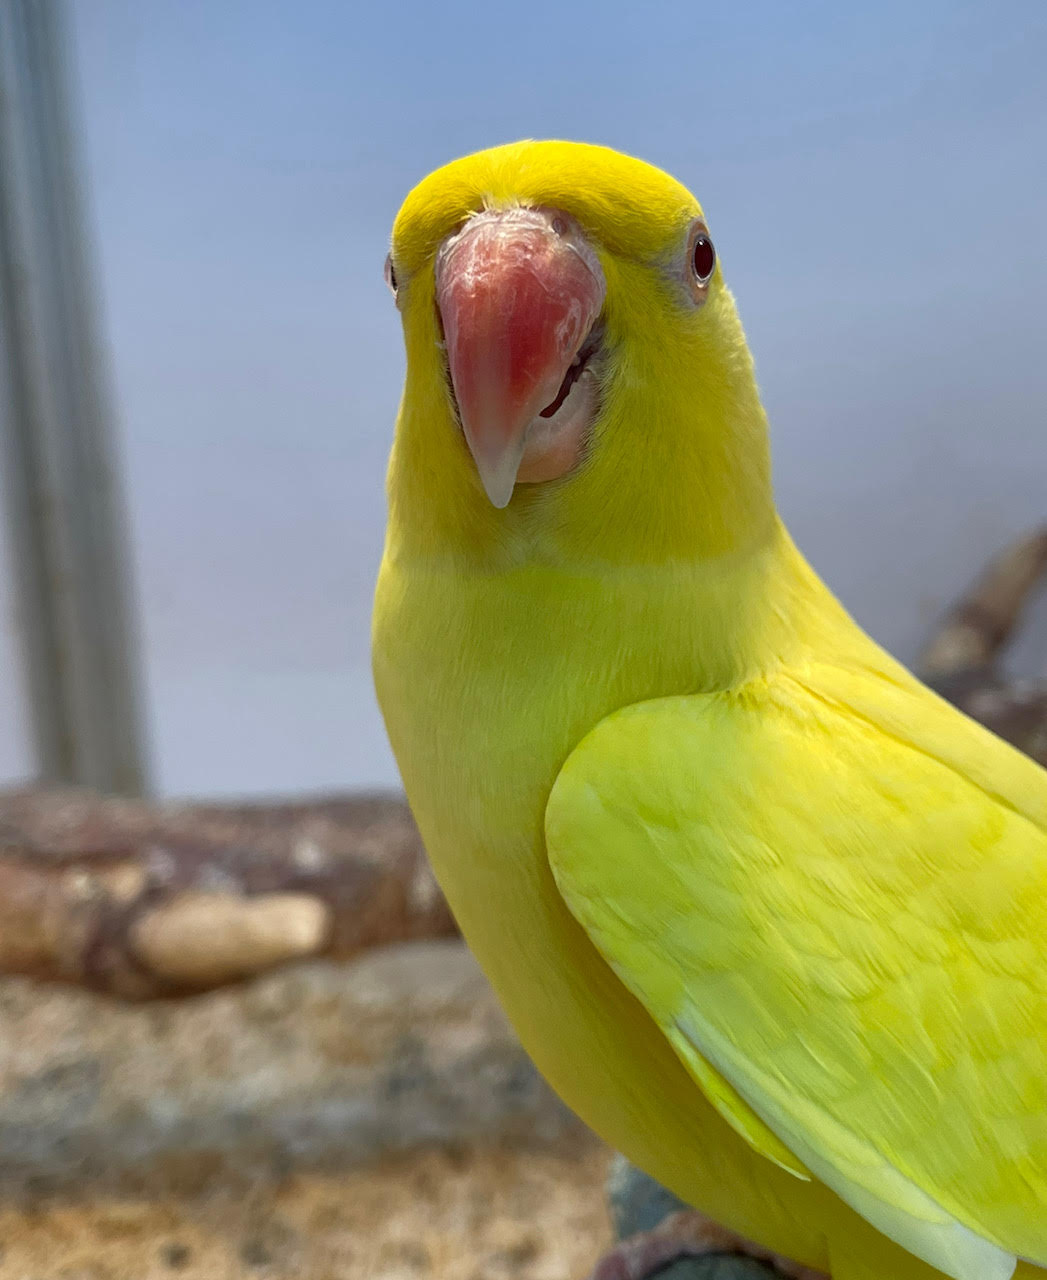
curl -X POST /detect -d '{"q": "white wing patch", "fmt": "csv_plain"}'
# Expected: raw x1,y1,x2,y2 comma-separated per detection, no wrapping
678,1012,1016,1280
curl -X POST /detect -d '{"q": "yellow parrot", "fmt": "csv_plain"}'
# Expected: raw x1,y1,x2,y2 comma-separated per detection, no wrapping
371,140,1047,1280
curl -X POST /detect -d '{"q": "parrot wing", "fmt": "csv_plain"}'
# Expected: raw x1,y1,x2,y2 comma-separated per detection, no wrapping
545,660,1047,1280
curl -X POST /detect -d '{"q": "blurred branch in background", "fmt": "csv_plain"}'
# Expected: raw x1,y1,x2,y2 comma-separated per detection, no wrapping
921,526,1047,765
0,0,149,794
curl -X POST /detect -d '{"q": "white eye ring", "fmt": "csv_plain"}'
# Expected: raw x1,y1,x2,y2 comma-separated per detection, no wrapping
685,222,716,302
384,252,400,302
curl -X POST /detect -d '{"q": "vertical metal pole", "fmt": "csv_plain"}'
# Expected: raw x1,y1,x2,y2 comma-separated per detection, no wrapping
0,0,149,794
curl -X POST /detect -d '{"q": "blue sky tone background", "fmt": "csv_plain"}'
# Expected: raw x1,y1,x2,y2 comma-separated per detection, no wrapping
2,0,1044,794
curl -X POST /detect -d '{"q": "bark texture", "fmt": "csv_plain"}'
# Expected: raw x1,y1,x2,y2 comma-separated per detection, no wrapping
0,792,455,997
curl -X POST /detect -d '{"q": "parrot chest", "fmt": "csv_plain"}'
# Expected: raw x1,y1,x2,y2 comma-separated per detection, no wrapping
371,550,835,1266
373,555,717,998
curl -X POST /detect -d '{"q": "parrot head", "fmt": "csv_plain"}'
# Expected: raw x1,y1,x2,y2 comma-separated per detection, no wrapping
385,141,774,562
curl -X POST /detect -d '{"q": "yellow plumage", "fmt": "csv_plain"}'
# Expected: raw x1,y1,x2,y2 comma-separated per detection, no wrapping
372,139,1047,1280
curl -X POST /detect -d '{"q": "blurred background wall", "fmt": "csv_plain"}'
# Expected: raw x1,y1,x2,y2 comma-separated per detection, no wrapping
1,0,1044,798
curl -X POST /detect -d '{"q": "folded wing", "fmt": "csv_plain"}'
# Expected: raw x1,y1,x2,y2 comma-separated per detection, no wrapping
546,663,1047,1280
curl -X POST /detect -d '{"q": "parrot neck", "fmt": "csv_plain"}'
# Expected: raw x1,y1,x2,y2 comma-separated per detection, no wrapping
386,403,777,572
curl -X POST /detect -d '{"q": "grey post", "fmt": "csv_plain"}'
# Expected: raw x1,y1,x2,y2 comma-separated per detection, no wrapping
0,0,150,794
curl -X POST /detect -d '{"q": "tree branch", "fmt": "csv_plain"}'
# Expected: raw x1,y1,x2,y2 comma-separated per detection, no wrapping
921,526,1047,766
0,791,455,997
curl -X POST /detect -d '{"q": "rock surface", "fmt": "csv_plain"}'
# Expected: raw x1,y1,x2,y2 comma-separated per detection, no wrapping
0,938,610,1278
0,1144,612,1280
0,939,583,1195
606,1152,689,1239
0,791,613,1277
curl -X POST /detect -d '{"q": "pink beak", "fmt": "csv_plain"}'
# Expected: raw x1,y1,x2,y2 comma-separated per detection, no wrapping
435,207,605,507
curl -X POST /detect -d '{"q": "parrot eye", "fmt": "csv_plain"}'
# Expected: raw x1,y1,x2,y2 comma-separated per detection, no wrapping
384,253,399,301
685,222,716,302
692,235,715,283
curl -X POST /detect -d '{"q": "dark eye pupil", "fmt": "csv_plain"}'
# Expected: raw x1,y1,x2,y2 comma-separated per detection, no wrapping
692,235,715,282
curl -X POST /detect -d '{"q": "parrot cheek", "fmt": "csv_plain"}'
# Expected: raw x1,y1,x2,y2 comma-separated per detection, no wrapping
435,206,605,507
515,361,599,485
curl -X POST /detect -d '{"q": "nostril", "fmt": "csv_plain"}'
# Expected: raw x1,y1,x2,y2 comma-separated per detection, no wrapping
551,215,568,237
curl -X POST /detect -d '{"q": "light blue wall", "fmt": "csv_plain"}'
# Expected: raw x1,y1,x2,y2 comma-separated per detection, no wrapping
6,0,1038,797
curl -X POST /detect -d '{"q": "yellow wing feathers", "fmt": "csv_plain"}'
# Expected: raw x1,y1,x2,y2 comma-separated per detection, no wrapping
546,665,1047,1280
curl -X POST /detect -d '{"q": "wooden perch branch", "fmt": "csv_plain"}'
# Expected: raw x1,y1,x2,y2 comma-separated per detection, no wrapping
921,527,1047,675
921,526,1047,766
0,792,456,997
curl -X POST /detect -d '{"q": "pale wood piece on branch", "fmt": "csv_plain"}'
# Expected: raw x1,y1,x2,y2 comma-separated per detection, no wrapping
129,890,331,986
0,791,456,997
